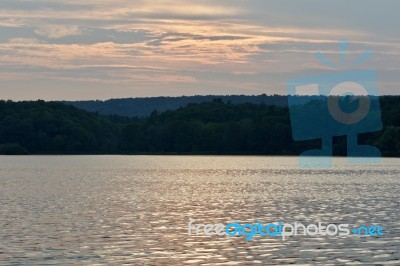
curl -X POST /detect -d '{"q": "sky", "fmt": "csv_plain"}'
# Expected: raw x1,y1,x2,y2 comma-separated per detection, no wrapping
0,0,399,100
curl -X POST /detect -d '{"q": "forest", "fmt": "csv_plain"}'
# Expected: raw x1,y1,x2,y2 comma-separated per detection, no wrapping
0,96,399,156
66,95,288,117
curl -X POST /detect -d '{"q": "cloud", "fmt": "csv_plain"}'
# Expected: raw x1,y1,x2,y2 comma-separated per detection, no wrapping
35,25,82,39
0,0,399,100
6,37,41,44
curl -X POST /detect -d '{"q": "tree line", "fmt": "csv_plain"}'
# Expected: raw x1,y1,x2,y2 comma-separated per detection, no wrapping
66,95,288,117
0,97,399,156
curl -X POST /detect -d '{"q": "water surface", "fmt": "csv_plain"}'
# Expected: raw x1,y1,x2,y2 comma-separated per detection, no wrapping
0,156,399,265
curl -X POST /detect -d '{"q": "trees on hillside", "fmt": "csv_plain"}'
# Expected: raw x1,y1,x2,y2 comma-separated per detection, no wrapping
0,97,399,156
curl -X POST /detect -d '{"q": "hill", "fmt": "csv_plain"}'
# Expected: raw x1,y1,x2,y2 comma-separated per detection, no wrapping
65,95,288,117
0,97,399,156
0,100,127,154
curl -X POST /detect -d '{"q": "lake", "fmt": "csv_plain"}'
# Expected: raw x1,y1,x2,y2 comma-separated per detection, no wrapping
0,156,399,265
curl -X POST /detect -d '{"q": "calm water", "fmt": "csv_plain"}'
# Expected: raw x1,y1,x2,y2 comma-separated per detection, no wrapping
0,156,399,265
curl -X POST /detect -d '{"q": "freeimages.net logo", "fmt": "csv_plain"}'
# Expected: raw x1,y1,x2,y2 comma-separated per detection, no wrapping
286,40,382,168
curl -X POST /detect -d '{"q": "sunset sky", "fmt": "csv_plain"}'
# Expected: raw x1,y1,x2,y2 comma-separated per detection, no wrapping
0,0,399,100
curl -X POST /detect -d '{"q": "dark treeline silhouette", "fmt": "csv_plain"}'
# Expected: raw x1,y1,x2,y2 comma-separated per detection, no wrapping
0,100,128,154
66,95,288,117
0,97,399,156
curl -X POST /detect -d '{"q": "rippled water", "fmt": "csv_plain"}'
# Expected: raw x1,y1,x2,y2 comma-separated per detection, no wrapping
0,156,399,265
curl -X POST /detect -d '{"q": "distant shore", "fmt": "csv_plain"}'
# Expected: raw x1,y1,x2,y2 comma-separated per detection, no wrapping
1,96,399,157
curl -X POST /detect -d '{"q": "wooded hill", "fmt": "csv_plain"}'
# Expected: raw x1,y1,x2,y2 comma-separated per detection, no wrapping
0,96,399,156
